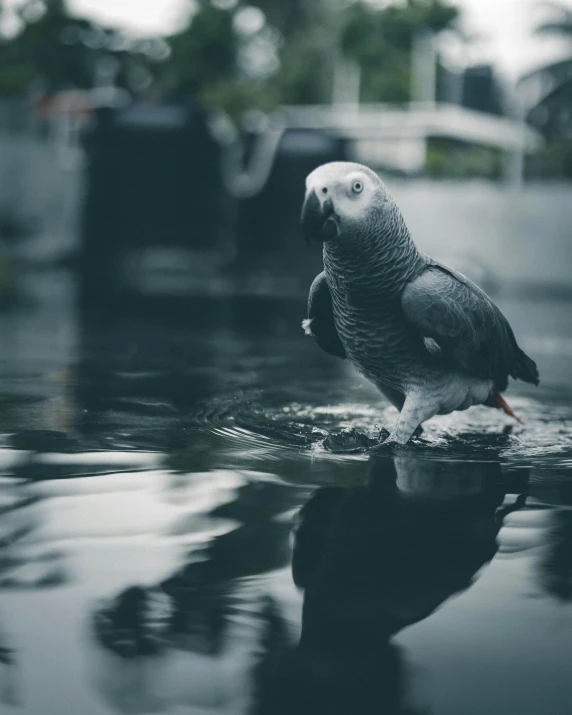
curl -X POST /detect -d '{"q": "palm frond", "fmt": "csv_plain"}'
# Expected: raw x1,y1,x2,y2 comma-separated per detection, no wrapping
519,56,572,84
537,21,572,35
535,1,572,35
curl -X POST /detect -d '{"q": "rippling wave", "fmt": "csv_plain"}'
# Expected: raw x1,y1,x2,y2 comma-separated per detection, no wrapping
185,386,572,472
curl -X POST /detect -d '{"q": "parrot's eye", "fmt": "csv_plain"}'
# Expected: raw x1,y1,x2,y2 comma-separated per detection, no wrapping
352,180,363,194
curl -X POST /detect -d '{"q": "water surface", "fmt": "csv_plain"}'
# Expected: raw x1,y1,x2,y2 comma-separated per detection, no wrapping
0,270,571,715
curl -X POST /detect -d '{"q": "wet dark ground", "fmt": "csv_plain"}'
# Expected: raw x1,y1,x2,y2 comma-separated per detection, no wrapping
1,269,572,715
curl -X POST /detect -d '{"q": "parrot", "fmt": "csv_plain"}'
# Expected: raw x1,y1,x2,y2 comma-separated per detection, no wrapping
300,162,539,445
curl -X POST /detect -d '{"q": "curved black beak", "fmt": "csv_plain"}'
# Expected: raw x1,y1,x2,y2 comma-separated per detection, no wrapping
301,190,338,245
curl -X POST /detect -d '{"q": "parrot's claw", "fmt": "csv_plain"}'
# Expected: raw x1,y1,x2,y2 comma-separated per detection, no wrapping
369,430,405,454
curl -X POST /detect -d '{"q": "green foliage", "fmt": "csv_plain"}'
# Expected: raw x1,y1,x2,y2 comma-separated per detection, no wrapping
525,140,572,179
340,0,459,103
200,0,460,116
0,0,460,118
0,63,38,95
248,0,322,40
164,1,334,114
0,0,165,95
200,76,273,116
0,0,94,93
526,2,572,160
165,4,238,94
269,27,334,105
426,138,503,180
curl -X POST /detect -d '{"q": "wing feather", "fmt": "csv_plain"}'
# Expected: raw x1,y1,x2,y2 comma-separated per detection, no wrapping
305,272,346,359
402,261,539,390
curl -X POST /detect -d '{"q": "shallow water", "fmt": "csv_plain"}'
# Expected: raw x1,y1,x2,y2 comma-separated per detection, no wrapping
0,270,572,715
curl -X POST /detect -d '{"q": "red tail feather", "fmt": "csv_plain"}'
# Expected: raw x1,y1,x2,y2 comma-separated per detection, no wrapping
485,390,523,424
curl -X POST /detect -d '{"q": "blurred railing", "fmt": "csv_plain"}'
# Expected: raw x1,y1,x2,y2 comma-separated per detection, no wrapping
0,95,567,314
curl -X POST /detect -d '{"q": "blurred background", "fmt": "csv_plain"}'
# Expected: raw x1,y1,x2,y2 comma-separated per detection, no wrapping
2,5,572,715
0,0,571,312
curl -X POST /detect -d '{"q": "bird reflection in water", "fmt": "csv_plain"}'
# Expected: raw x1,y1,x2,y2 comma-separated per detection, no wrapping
90,451,529,715
254,453,529,715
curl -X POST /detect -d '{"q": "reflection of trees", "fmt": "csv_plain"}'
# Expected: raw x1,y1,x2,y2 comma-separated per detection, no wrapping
94,482,298,656
0,480,66,588
538,508,572,602
91,478,306,711
523,480,572,602
252,454,529,715
0,626,18,708
0,477,70,708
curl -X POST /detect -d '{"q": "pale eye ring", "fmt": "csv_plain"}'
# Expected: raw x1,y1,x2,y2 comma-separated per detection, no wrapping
352,180,363,194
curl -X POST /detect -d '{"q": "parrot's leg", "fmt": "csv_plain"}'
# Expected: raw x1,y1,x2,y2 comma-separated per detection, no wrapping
385,394,437,445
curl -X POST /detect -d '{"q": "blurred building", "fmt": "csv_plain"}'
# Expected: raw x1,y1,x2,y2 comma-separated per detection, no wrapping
461,64,505,117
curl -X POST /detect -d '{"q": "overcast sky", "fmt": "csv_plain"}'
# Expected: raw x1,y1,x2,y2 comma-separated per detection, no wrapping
456,0,572,78
3,0,572,79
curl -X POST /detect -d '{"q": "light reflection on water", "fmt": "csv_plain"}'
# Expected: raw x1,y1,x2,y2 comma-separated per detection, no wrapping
0,275,571,714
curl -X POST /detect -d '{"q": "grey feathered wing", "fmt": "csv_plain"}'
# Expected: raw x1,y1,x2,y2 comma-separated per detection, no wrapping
401,260,539,391
305,272,346,359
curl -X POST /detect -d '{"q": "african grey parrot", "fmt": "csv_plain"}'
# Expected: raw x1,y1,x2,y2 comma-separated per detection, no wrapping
300,162,539,445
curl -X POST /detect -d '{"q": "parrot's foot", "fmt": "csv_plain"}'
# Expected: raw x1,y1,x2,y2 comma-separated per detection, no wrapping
375,427,414,449
369,429,407,454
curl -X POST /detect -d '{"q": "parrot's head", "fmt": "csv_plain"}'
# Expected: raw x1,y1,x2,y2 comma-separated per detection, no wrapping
301,162,397,248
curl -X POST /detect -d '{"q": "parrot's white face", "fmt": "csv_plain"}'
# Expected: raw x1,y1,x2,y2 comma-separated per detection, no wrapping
305,163,378,221
301,162,389,245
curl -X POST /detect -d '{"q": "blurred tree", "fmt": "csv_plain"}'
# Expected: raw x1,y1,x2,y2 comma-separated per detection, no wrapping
163,0,334,112
164,0,461,116
165,3,238,96
426,138,503,180
531,2,572,141
536,0,572,36
247,0,331,103
0,0,462,115
340,0,459,103
269,25,334,105
0,0,94,93
248,0,322,40
0,0,169,96
519,2,572,176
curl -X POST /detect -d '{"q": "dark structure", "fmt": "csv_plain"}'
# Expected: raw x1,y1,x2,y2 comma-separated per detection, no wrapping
81,103,349,309
235,128,349,276
461,64,504,116
80,102,225,310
